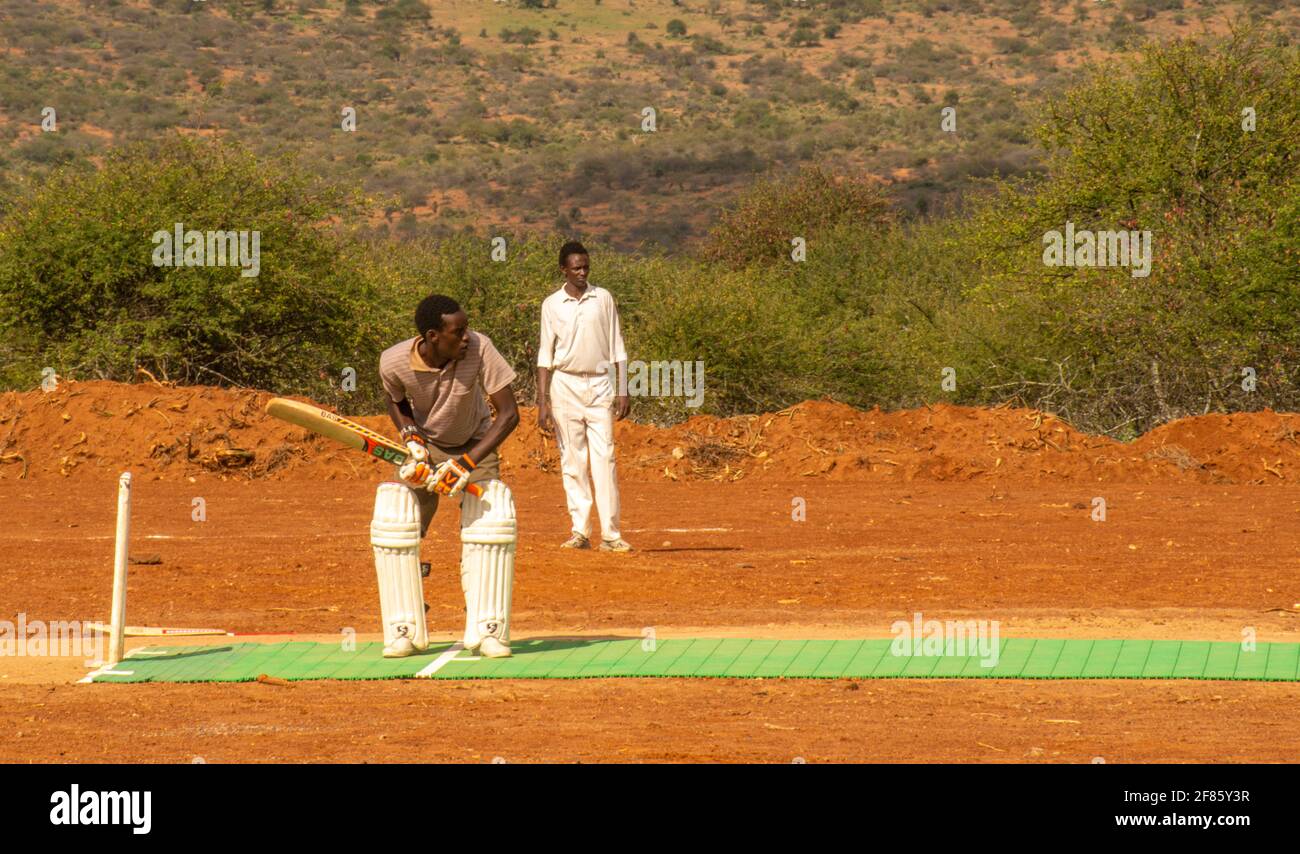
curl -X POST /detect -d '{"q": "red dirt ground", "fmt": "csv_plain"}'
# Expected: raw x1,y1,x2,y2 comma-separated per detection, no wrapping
1,382,1297,763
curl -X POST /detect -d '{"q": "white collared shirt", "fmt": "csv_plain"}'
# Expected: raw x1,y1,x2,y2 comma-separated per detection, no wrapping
537,284,628,374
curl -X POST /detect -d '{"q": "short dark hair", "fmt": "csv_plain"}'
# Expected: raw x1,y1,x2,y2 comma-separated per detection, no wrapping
559,240,588,267
415,294,462,336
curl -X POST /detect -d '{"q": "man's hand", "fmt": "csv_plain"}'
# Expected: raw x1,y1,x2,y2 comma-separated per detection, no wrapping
398,458,435,489
432,454,476,497
404,435,429,464
615,394,630,421
538,401,556,436
396,434,433,487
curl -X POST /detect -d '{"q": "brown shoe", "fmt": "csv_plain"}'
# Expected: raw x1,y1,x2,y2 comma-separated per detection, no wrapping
560,533,591,549
598,538,633,553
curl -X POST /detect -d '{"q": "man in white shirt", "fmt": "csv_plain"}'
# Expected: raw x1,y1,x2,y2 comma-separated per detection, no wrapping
536,241,633,553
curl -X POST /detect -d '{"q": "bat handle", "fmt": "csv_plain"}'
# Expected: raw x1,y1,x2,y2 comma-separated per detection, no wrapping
465,482,484,499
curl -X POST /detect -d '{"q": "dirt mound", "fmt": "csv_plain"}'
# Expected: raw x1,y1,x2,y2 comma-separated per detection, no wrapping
1,381,1297,485
1131,411,1300,484
599,400,1293,485
0,381,363,483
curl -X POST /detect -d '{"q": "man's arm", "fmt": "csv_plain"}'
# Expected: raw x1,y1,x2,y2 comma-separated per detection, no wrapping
609,293,630,421
536,366,555,434
386,397,421,440
614,359,629,421
380,351,421,439
382,385,439,488
536,299,557,435
466,385,520,464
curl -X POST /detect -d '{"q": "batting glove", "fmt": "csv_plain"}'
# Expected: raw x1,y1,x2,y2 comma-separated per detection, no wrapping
398,458,435,489
401,429,429,463
432,454,476,497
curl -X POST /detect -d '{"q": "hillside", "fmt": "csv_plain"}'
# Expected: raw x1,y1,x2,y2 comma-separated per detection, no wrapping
2,0,1290,248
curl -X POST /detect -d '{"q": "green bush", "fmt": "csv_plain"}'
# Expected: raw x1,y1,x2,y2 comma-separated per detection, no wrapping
499,27,541,45
377,0,430,24
16,134,77,166
788,25,819,47
0,136,382,407
919,26,1300,430
374,237,876,419
700,164,893,268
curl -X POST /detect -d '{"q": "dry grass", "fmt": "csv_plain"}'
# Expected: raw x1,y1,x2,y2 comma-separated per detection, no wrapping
1147,443,1203,471
681,431,746,480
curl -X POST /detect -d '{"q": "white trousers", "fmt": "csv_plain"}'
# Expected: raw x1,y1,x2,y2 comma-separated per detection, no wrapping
550,370,621,541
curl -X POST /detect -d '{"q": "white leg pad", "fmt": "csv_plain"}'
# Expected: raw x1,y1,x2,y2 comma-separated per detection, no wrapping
459,480,517,648
371,482,428,652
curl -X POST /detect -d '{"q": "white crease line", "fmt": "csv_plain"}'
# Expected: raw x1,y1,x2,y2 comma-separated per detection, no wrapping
625,528,732,533
78,646,150,683
78,666,111,684
416,642,466,678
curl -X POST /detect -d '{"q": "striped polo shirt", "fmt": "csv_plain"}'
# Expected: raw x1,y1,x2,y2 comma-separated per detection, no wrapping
378,330,517,450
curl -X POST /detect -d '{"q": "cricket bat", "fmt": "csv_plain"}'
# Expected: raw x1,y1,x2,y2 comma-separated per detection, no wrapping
264,397,483,498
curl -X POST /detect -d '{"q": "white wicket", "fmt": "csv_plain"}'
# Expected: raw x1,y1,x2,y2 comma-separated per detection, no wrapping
109,471,131,665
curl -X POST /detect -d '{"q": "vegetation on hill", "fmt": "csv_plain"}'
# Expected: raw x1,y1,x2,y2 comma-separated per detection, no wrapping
1,0,1293,247
0,14,1296,435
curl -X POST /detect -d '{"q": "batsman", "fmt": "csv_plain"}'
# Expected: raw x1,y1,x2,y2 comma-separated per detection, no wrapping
371,294,521,659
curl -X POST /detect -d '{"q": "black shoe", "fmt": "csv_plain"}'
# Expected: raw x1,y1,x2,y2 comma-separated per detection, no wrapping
420,561,431,578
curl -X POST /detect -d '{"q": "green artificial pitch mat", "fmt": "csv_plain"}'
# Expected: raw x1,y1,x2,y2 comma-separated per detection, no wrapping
85,637,1300,683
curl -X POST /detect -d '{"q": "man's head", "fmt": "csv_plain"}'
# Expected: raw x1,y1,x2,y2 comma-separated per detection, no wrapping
415,294,469,362
559,240,589,290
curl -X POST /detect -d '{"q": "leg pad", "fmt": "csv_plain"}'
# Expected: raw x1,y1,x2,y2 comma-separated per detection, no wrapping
459,480,517,648
372,482,428,653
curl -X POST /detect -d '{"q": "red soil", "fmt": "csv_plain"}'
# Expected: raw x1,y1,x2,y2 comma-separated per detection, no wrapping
2,380,1296,486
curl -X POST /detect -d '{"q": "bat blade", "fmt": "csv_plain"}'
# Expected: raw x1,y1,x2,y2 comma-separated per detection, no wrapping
266,398,409,465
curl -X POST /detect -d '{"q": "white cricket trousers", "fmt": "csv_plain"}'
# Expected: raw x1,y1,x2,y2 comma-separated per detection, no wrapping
550,370,621,541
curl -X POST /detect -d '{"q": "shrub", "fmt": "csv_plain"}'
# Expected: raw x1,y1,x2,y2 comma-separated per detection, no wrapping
16,134,77,166
500,27,541,45
700,164,893,267
788,25,819,47
0,136,382,407
934,26,1300,430
377,0,430,24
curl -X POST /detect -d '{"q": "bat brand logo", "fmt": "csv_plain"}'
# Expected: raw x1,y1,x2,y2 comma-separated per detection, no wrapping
365,441,406,464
